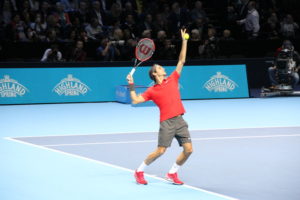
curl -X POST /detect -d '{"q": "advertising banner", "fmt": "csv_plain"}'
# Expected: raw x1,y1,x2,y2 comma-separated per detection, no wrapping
0,65,248,104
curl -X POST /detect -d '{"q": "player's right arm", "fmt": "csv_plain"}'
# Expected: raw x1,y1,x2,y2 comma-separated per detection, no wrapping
126,74,146,104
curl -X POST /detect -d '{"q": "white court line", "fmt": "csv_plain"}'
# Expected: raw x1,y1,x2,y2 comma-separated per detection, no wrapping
5,137,239,200
40,133,300,147
4,125,300,139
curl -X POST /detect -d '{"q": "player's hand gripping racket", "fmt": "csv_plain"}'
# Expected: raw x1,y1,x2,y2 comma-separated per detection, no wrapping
129,38,155,76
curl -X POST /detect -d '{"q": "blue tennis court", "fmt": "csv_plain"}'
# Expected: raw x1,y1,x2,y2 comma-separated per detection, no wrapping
1,97,300,200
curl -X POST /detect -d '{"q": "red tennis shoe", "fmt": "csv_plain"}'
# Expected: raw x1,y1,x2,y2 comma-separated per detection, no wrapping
134,170,148,185
166,173,184,185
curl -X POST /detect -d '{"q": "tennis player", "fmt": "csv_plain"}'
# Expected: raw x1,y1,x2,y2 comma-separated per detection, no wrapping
126,29,192,185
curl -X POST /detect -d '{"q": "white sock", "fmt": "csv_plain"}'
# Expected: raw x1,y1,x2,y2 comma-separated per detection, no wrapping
137,161,147,172
169,163,181,174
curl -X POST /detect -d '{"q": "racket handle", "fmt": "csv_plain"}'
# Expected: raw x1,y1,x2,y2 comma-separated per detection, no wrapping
129,68,136,76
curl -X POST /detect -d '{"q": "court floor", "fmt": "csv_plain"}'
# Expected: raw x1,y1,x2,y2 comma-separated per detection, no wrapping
1,97,300,200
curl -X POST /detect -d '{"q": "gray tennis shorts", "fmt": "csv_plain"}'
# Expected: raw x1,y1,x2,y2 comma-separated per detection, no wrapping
158,115,192,147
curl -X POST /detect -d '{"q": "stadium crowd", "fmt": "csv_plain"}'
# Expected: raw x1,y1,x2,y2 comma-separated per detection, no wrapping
0,0,299,61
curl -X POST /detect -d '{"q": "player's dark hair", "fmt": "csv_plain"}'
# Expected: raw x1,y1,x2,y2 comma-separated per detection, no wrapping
149,64,158,83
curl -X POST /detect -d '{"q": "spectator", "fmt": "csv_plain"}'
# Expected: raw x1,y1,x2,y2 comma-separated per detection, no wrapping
68,40,87,61
30,13,47,41
121,1,138,22
121,14,138,39
220,29,235,41
2,0,13,26
28,0,39,12
157,30,167,42
190,1,207,22
85,18,103,41
0,16,5,42
78,29,88,42
26,27,39,42
6,14,27,42
46,14,61,38
189,17,207,40
64,29,77,42
156,39,176,60
139,14,154,35
98,0,110,11
5,0,19,12
267,12,279,26
40,1,52,22
20,0,32,14
21,11,32,28
280,14,299,40
190,29,201,41
226,4,239,36
0,43,3,60
41,44,63,62
89,0,106,26
120,38,137,61
60,0,79,12
219,28,235,58
262,12,280,40
111,28,124,41
141,29,152,39
234,0,250,38
53,2,72,28
142,1,159,16
75,1,89,27
237,0,250,20
199,27,219,58
152,13,169,35
265,22,280,40
160,3,171,24
96,37,121,61
106,2,122,26
45,28,60,42
168,2,190,37
237,1,260,39
71,16,83,33
154,30,167,59
227,5,238,23
53,2,73,39
189,29,202,59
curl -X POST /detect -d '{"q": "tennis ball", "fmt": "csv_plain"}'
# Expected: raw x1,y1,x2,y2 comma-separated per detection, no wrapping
184,33,190,40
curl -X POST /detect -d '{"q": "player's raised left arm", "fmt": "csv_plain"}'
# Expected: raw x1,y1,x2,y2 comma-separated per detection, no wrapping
176,29,188,75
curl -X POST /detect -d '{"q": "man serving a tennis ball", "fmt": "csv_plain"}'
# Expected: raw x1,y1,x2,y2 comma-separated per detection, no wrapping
126,29,192,185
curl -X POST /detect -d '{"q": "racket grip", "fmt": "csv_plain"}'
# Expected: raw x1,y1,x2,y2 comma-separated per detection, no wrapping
129,68,136,76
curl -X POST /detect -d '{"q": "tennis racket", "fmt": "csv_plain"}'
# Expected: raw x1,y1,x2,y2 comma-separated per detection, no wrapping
129,38,155,76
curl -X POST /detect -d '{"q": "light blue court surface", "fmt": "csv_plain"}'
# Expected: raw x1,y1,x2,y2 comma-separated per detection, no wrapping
1,97,300,200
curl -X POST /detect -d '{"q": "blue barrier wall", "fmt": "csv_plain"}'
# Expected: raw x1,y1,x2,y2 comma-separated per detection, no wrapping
0,65,248,104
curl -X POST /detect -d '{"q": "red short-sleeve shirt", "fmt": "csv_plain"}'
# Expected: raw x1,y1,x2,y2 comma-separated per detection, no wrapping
142,71,185,122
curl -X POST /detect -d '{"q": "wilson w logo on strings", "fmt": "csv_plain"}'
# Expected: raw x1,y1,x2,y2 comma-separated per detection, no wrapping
139,44,152,55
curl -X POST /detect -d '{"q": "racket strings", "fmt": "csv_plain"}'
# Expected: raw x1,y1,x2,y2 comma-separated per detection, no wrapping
130,38,155,76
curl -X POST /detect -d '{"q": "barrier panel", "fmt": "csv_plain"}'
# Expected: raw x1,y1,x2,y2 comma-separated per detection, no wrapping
0,65,249,104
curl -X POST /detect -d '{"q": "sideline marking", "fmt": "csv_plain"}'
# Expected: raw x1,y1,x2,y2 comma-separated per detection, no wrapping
19,133,300,147
5,126,300,138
